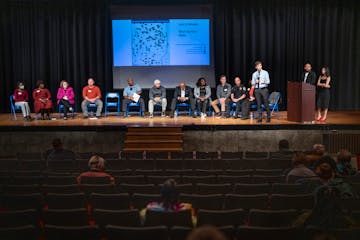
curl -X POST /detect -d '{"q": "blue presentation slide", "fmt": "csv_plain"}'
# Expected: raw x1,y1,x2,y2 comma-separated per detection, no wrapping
112,19,210,66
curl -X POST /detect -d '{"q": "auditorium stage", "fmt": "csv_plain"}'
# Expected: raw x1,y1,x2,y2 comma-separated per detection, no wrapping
0,111,359,131
0,111,359,155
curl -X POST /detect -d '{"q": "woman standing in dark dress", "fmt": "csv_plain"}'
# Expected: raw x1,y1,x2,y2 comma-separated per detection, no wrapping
316,67,331,122
33,80,53,120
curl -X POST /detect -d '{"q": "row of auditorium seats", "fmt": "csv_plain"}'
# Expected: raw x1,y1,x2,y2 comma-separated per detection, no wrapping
4,151,292,161
2,173,360,186
0,159,292,171
1,182,318,195
1,211,360,240
4,224,359,240
0,168,287,176
2,192,360,212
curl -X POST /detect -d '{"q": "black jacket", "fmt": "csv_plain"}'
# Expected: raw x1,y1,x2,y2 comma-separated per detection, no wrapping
301,71,317,85
173,86,194,99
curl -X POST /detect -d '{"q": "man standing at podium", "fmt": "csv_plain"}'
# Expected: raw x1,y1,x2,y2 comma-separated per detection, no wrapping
301,62,317,85
252,61,271,123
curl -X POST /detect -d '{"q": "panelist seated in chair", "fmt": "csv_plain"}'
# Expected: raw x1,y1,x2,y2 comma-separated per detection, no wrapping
148,79,167,118
169,81,196,118
13,81,32,121
230,76,251,120
81,77,103,119
122,77,145,117
194,77,211,119
33,80,54,120
57,80,75,120
211,75,231,118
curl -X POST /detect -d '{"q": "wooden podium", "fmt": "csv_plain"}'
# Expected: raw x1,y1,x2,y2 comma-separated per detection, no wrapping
287,81,315,122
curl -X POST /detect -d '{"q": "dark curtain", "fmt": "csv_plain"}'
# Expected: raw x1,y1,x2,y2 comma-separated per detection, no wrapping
0,0,112,112
214,0,360,110
0,0,359,112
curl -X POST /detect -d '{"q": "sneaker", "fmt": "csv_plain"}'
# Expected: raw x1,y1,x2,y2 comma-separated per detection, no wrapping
149,114,154,118
83,116,88,119
215,112,222,118
192,113,197,118
161,112,166,117
69,107,73,112
64,116,68,120
241,116,249,120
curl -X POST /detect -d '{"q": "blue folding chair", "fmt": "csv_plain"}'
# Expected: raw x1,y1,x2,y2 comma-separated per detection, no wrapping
175,102,191,116
104,92,120,117
264,91,281,119
153,102,163,116
250,102,258,119
87,103,98,116
126,102,142,117
58,104,75,119
230,102,238,116
10,94,22,120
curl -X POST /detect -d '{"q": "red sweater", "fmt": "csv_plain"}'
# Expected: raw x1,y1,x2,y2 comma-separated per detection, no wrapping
77,170,115,185
14,89,29,102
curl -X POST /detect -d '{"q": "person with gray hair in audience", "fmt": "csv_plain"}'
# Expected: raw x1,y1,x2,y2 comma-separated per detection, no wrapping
148,79,167,118
77,155,115,185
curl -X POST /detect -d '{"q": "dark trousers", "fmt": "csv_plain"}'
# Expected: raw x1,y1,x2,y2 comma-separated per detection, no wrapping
122,98,145,112
170,98,196,113
254,88,270,118
232,99,250,117
59,99,71,117
196,98,209,114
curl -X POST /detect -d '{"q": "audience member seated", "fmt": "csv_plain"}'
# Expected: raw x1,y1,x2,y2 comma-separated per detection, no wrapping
13,81,32,121
295,155,356,229
186,226,227,240
336,149,357,176
33,80,53,120
286,152,317,183
141,179,194,223
77,155,115,184
306,144,326,166
146,179,192,212
46,138,76,162
271,139,293,160
305,155,355,196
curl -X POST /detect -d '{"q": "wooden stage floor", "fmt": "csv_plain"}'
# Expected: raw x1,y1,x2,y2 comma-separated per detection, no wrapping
0,111,359,131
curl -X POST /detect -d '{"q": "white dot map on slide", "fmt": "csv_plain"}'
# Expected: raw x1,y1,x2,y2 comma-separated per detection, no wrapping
131,21,170,66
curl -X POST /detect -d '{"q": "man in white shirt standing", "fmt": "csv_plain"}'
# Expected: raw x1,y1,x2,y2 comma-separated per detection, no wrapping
251,61,271,123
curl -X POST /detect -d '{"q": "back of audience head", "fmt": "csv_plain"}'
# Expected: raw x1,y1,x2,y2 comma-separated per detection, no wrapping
278,139,290,151
160,179,179,211
186,226,227,240
314,155,337,182
292,151,306,167
337,149,352,164
313,144,326,156
88,155,106,171
52,138,63,150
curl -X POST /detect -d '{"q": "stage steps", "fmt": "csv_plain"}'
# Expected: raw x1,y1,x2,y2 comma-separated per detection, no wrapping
123,127,183,159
